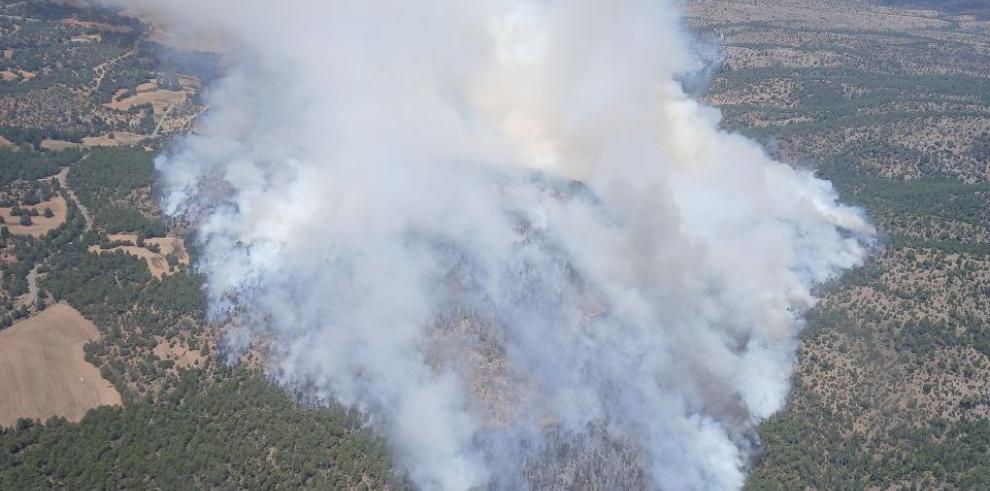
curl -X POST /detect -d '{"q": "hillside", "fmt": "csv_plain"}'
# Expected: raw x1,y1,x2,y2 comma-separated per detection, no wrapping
878,1,990,19
0,0,988,489
684,0,990,487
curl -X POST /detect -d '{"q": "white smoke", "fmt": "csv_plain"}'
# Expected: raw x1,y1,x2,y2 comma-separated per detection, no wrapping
116,0,875,489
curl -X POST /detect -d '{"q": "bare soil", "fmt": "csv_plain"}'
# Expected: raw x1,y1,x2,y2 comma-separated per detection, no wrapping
153,337,204,368
0,304,121,427
60,18,134,34
89,233,190,278
106,87,188,113
0,195,68,237
80,132,147,147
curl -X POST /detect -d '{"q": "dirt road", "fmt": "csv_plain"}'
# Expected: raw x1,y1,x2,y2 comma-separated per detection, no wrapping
58,166,93,231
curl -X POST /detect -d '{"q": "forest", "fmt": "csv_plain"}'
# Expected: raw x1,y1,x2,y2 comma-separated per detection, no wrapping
68,147,166,236
0,369,398,490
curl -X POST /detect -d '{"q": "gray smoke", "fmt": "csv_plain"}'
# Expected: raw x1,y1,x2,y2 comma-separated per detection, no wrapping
115,1,875,489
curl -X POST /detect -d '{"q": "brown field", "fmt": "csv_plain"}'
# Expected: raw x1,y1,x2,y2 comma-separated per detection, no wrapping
153,337,204,369
106,85,189,113
61,18,134,34
176,74,201,90
89,233,190,278
106,80,192,115
70,33,101,43
39,139,81,151
80,132,147,147
0,70,34,81
0,304,121,427
0,195,68,237
41,133,149,150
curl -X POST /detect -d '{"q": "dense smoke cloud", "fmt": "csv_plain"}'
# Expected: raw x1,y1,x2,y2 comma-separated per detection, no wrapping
114,0,875,488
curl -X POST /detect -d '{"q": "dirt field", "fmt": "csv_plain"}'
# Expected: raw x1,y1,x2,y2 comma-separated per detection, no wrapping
61,18,134,34
176,74,201,90
89,233,190,278
0,304,121,427
80,132,147,147
153,337,204,368
106,85,188,113
70,33,101,43
0,70,35,81
0,195,68,237
41,131,149,149
39,139,81,151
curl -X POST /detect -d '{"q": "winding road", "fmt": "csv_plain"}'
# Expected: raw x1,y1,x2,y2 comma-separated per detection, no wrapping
57,166,93,232
16,165,95,309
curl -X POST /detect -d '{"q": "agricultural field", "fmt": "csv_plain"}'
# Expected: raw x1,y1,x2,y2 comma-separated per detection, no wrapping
0,303,120,427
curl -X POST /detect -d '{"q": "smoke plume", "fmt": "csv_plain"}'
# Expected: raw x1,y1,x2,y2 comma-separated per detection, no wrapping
118,0,875,489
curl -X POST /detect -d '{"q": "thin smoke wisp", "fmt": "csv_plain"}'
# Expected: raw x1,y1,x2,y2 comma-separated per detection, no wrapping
116,1,876,489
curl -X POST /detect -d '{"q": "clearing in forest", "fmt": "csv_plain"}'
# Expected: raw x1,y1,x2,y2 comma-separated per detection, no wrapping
89,233,190,278
81,132,148,147
0,304,121,427
106,82,190,113
0,195,68,237
153,337,204,369
41,132,149,150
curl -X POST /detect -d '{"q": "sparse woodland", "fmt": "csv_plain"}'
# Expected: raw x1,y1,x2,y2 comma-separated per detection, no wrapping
685,0,990,488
